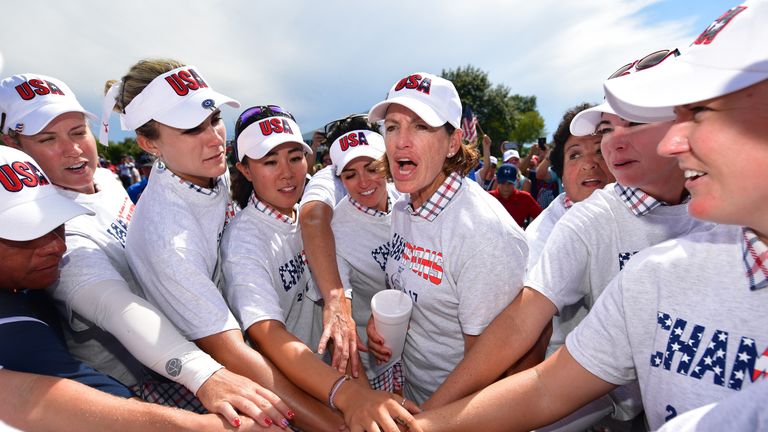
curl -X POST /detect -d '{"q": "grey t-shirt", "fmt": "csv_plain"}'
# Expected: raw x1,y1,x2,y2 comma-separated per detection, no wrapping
567,224,768,429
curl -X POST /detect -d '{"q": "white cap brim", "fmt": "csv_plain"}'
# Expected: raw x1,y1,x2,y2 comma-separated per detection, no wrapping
0,192,92,241
605,57,768,123
569,102,616,136
15,102,97,136
153,89,240,130
368,96,449,128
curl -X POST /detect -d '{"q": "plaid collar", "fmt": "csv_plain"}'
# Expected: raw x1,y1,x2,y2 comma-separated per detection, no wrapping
350,196,391,218
614,183,686,217
742,228,768,291
563,194,574,210
163,162,222,196
407,172,462,222
249,193,295,225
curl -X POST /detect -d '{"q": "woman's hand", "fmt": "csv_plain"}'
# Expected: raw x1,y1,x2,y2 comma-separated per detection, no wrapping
337,384,423,432
365,315,392,365
318,293,359,375
196,368,294,429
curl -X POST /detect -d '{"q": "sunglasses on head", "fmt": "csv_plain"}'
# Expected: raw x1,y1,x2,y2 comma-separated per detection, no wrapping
607,48,681,80
237,105,295,125
322,113,368,137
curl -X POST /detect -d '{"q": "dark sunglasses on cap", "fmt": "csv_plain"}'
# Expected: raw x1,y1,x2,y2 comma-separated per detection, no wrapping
322,113,368,137
607,48,681,80
234,104,296,161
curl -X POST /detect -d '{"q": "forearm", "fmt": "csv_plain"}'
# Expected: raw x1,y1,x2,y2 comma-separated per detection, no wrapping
197,330,344,432
299,202,344,300
423,288,555,409
68,279,221,394
536,158,553,181
0,369,219,432
415,348,616,431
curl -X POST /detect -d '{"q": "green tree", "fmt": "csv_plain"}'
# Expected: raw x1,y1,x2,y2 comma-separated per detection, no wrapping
441,65,545,156
98,137,142,164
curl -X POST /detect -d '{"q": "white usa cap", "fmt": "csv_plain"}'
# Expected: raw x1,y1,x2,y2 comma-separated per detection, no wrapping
235,111,311,161
569,102,617,136
329,129,385,175
0,73,96,136
605,1,768,122
101,65,239,143
0,146,92,241
368,72,462,129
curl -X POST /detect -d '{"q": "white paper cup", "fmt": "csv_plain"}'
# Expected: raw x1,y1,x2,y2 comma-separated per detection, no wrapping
371,290,413,361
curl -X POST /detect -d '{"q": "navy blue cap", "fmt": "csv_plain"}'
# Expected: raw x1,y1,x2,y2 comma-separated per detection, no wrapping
496,163,519,184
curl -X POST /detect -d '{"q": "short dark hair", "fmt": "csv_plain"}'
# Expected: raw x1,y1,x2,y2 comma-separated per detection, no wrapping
550,102,595,179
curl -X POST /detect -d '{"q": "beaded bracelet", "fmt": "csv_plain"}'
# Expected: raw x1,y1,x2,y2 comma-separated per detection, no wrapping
328,374,351,410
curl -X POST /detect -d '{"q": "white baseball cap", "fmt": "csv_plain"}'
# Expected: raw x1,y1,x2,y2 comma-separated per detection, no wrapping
234,108,311,162
0,73,97,136
503,149,520,162
329,129,385,175
605,1,768,122
368,72,462,128
569,102,617,136
0,146,92,241
489,155,498,166
101,65,239,143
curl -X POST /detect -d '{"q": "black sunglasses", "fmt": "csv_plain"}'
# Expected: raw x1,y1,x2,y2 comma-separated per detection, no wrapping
322,113,368,137
608,49,681,80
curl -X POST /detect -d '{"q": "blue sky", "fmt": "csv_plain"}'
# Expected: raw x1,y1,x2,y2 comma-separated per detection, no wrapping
0,0,743,144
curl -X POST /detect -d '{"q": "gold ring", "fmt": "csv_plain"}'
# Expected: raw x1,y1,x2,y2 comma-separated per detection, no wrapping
400,397,408,407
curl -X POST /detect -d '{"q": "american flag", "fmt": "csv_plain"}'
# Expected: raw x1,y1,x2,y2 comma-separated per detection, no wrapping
461,105,478,143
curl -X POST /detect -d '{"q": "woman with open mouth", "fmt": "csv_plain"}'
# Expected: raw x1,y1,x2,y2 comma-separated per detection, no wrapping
222,105,418,432
365,72,529,410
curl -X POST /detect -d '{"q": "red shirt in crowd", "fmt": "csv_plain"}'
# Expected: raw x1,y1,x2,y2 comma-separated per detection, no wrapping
489,188,542,228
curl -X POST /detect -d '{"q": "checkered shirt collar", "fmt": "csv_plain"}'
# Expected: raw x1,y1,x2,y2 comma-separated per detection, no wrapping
407,172,462,222
164,162,222,196
563,194,574,209
249,193,295,225
742,228,768,291
614,183,687,217
350,196,392,218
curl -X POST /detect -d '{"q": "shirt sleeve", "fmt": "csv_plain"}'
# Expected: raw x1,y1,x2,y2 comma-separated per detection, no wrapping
221,236,286,331
0,319,132,398
566,271,636,386
525,221,591,313
300,166,346,209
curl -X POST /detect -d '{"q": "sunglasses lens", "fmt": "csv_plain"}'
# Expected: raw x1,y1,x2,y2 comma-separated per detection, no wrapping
239,106,264,123
608,63,634,80
636,49,671,70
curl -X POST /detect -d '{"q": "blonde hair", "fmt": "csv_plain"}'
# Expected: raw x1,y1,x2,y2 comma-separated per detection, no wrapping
104,58,185,139
375,124,479,180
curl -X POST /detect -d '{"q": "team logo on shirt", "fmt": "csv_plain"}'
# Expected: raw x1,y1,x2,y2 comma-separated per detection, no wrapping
389,233,444,285
106,197,135,248
279,250,308,292
651,310,767,420
371,240,391,272
618,251,639,270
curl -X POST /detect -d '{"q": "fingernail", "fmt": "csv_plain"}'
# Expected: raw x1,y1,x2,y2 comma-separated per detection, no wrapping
265,417,273,426
233,417,241,427
281,418,291,428
287,410,295,419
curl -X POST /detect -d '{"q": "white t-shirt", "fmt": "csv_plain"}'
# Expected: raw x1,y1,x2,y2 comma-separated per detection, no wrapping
50,168,221,390
386,175,528,404
332,186,400,380
526,184,713,320
524,192,584,358
300,165,346,209
126,163,240,341
567,224,768,430
221,197,323,350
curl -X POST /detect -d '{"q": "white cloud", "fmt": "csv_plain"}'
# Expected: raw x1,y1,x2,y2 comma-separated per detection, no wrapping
0,0,727,141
